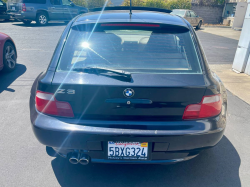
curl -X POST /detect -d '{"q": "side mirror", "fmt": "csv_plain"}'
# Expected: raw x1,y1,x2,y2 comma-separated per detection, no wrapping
70,2,75,6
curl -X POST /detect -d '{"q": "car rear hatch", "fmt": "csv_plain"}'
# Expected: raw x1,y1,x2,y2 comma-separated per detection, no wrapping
38,22,208,123
49,73,207,121
7,0,22,13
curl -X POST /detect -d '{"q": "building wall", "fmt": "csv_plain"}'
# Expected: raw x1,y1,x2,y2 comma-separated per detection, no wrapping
227,0,247,3
191,5,224,24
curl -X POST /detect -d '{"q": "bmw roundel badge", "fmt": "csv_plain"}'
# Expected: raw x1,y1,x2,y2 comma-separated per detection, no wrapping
124,88,134,98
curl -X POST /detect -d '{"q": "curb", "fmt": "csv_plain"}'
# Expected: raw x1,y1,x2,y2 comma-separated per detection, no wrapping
201,25,231,28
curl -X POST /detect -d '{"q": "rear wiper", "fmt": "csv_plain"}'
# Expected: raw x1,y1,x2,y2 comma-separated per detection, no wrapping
72,67,132,79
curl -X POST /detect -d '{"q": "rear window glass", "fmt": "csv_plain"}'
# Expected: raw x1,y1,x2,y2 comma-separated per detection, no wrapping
57,24,202,74
23,0,46,3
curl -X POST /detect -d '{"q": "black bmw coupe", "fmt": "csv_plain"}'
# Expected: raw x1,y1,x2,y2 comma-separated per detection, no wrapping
30,7,227,165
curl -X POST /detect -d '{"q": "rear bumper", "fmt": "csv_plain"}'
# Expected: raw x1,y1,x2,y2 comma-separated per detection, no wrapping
0,13,10,19
8,12,35,20
11,13,25,20
31,109,226,163
91,154,199,164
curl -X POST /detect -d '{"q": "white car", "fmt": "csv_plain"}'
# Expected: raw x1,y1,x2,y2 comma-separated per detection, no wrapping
171,9,203,29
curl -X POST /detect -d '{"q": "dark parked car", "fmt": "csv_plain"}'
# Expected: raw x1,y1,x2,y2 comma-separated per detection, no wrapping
0,0,11,21
7,0,88,25
171,9,203,29
0,32,17,72
30,7,227,165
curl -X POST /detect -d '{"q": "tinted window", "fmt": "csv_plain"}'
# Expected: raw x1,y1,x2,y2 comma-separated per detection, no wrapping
190,11,197,17
50,0,60,5
186,11,191,17
62,0,71,5
57,24,202,74
23,0,46,3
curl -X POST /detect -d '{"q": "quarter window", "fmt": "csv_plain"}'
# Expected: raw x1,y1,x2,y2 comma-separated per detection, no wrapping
62,0,71,5
50,0,61,5
190,11,197,17
186,11,191,17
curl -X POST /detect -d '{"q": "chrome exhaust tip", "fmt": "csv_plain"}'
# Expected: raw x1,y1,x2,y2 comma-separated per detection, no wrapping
79,154,90,165
69,152,80,164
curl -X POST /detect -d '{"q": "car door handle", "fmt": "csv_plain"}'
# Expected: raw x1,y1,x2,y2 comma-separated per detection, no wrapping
64,8,68,10
51,7,55,9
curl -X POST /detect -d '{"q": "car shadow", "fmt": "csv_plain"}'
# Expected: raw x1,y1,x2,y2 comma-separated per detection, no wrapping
12,22,67,27
51,136,241,187
195,27,205,31
0,19,18,23
0,64,27,93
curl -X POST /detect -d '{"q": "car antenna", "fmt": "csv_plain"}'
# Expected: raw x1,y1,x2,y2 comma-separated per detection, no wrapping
129,0,132,16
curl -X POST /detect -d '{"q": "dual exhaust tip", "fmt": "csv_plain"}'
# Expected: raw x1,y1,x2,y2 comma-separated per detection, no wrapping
69,152,90,165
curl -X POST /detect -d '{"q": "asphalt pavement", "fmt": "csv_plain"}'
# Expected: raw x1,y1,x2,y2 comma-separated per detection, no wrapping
0,22,249,187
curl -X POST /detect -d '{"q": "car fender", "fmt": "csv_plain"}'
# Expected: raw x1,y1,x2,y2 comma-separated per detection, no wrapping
36,9,50,19
0,33,17,71
76,6,88,14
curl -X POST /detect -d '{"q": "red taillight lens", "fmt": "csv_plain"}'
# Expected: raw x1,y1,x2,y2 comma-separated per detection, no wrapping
22,3,26,12
183,94,222,120
35,91,74,118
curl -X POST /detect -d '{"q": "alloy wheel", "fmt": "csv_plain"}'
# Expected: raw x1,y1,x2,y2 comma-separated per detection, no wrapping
5,46,16,69
39,15,47,25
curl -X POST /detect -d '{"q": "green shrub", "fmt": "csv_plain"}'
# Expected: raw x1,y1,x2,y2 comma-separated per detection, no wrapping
123,0,145,6
122,0,191,10
72,0,111,9
193,0,225,6
72,0,87,7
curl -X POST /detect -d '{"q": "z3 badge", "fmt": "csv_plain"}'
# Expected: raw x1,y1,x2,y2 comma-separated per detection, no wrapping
57,89,75,94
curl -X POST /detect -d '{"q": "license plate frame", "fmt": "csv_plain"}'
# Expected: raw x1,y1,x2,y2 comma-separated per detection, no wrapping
107,141,149,160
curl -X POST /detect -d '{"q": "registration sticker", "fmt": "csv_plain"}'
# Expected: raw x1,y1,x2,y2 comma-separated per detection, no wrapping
108,141,148,160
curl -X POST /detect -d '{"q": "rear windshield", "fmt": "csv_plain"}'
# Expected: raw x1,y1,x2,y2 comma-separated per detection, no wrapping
57,23,202,74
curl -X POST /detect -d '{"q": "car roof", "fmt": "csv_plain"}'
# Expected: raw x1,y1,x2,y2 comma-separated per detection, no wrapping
73,10,189,28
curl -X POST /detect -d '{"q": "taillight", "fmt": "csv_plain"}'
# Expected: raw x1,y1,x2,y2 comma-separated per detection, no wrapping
183,94,222,120
35,91,74,118
22,3,26,12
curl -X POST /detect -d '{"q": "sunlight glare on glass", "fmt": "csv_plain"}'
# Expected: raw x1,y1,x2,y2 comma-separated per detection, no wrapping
81,42,90,48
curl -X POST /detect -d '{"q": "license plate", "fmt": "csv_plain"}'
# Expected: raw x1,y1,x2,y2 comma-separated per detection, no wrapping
12,7,15,10
108,141,148,160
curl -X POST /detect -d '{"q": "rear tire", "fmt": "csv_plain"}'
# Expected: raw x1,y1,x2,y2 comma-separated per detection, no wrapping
196,21,202,30
22,20,32,25
36,12,48,26
2,42,17,72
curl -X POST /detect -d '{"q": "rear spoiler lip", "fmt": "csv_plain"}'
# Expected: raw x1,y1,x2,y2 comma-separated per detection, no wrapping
89,6,172,14
72,20,189,29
